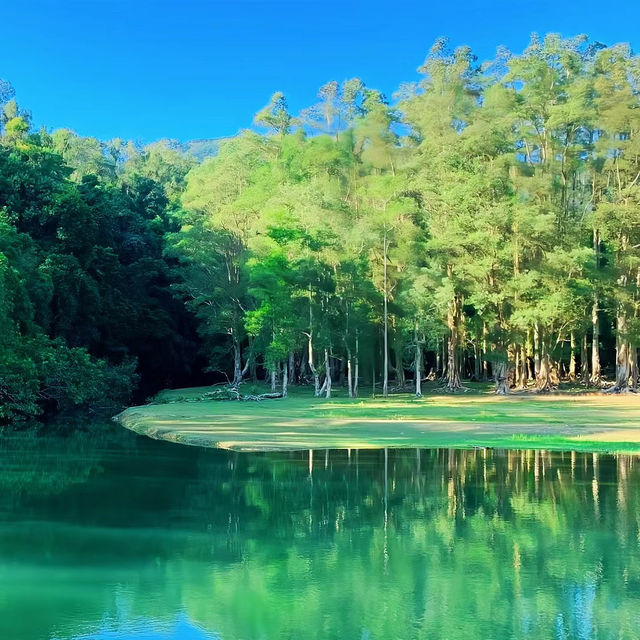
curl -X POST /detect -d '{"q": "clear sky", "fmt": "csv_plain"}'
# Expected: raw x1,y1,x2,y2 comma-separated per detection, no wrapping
2,0,639,143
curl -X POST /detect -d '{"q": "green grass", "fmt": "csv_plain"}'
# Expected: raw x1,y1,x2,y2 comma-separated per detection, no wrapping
117,383,640,453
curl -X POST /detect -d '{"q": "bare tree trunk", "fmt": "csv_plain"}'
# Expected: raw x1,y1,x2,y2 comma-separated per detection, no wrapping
307,288,321,396
346,346,354,398
270,368,277,392
250,356,257,382
513,344,525,389
414,322,422,398
324,348,332,399
612,310,631,392
242,342,253,379
435,338,441,378
569,331,577,382
289,350,295,386
581,332,590,385
473,340,480,381
518,344,528,388
591,297,601,385
534,324,541,380
591,228,601,386
354,329,359,397
382,225,389,397
446,296,462,391
282,358,289,398
307,333,320,397
494,361,509,395
536,330,552,393
482,324,488,381
231,332,242,387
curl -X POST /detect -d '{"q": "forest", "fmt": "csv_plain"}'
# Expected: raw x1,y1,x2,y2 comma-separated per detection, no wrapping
2,33,640,423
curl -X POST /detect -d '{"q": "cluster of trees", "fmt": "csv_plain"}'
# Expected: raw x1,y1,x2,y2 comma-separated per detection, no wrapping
3,33,640,422
0,85,200,422
175,34,640,397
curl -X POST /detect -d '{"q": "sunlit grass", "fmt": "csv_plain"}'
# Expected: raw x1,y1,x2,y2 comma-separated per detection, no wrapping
117,383,640,453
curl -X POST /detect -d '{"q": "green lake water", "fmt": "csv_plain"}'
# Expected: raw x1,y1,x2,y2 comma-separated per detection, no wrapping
1,425,639,640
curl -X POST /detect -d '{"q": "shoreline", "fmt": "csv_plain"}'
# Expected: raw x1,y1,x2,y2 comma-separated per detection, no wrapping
116,388,640,454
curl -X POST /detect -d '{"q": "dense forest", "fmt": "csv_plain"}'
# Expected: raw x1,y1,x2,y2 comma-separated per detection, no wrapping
2,33,640,422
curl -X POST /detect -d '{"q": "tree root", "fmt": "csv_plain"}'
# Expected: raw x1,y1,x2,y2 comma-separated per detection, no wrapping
603,385,638,394
439,384,470,393
199,388,283,402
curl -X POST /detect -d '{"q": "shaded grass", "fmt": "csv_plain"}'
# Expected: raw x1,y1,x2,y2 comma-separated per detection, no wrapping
117,384,640,453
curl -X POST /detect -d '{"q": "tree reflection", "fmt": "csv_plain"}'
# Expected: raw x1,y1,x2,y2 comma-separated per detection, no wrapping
1,429,639,639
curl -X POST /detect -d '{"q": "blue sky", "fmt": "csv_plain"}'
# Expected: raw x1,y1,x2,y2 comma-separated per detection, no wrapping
2,0,639,143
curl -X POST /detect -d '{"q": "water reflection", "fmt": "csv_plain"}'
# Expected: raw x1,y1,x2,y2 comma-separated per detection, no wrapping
1,428,640,640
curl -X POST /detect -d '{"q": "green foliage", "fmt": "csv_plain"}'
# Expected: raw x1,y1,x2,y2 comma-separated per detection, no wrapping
4,33,640,420
0,116,196,424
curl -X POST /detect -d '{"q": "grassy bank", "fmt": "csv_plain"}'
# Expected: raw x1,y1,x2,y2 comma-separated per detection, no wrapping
115,384,640,453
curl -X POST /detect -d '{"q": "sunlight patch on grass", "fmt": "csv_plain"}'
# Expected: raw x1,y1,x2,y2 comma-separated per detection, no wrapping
116,387,640,453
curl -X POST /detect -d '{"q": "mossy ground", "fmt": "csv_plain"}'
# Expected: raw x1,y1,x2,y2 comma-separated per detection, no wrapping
116,382,640,453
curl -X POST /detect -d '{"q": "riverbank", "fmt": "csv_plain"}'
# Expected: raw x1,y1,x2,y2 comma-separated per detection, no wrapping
115,385,640,453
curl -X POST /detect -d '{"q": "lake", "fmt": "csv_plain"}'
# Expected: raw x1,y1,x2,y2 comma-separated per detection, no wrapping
1,424,639,640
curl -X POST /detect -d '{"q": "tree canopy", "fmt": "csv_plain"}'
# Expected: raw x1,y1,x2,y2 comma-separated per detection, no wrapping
3,33,640,423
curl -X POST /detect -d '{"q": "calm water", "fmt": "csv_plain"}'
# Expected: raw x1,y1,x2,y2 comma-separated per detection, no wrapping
1,426,639,640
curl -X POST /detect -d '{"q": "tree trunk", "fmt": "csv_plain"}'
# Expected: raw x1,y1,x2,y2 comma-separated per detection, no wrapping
494,361,509,395
591,296,601,385
232,332,242,387
536,330,552,392
482,324,488,381
533,324,541,380
382,225,389,397
473,340,480,381
241,338,253,380
513,344,525,389
569,331,577,382
446,296,462,391
346,346,354,398
354,329,359,397
414,322,422,398
289,350,295,386
307,333,321,397
519,344,528,388
307,288,321,396
591,228,601,386
270,368,277,392
282,358,289,398
612,311,631,392
324,348,332,399
581,332,590,385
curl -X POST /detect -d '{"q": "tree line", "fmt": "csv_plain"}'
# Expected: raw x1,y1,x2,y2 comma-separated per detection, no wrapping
2,33,640,421
0,83,200,421
174,34,640,398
